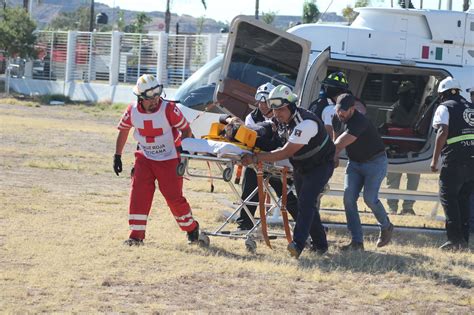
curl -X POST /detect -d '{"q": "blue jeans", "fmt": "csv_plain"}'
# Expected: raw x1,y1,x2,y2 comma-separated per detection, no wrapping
344,154,390,243
293,161,334,250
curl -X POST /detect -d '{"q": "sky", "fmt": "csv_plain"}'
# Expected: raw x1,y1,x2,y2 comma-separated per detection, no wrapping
96,0,467,23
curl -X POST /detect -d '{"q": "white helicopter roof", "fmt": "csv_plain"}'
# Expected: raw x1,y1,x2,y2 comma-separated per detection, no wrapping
289,7,474,67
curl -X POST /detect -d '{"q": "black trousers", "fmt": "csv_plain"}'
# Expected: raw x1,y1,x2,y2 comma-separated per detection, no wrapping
439,160,474,243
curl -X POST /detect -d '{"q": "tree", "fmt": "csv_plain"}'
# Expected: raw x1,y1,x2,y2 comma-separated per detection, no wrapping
398,0,414,8
165,0,206,34
343,0,370,24
261,11,276,25
134,12,151,33
0,7,36,58
302,0,319,24
48,6,91,31
355,0,370,7
116,10,126,31
463,0,470,11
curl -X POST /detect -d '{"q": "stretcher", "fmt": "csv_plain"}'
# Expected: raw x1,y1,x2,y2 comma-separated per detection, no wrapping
179,127,293,253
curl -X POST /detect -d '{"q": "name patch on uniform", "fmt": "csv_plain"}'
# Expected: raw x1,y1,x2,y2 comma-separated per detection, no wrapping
294,129,302,137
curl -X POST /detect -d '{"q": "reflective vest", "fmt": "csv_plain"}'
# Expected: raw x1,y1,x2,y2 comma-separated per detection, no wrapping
441,95,474,164
131,101,178,161
285,108,335,173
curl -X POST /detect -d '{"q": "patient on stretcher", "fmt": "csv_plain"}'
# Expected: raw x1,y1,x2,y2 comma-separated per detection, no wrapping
218,114,285,152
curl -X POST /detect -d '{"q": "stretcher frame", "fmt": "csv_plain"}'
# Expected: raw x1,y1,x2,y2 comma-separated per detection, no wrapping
178,152,293,253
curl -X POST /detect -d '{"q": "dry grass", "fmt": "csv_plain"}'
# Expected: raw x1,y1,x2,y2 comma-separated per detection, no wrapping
0,102,473,313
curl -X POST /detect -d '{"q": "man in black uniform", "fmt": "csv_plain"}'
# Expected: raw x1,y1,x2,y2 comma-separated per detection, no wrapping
430,77,474,251
309,71,349,137
242,85,335,258
333,93,394,250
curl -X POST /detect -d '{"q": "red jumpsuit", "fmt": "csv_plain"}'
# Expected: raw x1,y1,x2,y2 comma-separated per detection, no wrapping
117,99,198,240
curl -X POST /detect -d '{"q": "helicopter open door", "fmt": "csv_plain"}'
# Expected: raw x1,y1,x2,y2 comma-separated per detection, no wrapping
299,48,330,110
214,15,311,119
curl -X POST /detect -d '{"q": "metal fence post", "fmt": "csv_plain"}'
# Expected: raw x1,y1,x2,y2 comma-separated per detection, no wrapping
182,36,187,84
65,31,77,83
87,32,94,82
109,31,122,85
207,33,218,62
157,32,168,86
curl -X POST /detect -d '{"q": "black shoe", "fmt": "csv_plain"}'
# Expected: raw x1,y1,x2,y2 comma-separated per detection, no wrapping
376,223,394,248
340,241,364,251
287,241,303,259
187,222,200,244
123,238,144,246
400,209,416,215
439,240,468,251
237,223,254,231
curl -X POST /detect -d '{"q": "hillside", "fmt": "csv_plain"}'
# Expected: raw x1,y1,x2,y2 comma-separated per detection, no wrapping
6,0,345,33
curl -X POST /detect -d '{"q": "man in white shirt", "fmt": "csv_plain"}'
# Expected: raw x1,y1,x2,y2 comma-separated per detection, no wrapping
242,85,335,259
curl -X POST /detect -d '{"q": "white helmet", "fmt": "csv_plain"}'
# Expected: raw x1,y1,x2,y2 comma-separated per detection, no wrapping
437,77,461,93
267,85,298,109
255,82,276,101
133,74,163,99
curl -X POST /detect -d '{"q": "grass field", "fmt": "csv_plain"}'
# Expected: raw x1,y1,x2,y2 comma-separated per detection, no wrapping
0,100,472,313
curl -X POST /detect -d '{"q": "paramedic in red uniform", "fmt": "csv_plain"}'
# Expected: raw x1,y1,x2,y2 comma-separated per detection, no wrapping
114,74,200,246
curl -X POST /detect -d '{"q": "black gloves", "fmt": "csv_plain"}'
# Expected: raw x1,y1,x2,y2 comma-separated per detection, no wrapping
113,154,122,176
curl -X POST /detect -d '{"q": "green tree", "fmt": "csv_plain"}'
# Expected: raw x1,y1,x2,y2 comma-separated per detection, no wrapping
302,0,320,24
134,12,151,33
398,0,415,8
116,10,126,31
343,0,370,23
0,7,36,58
355,0,369,7
262,11,276,25
48,6,91,31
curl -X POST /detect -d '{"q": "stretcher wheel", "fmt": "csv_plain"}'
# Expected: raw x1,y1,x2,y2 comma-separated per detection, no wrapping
223,166,233,182
245,239,257,253
198,234,210,247
176,161,186,176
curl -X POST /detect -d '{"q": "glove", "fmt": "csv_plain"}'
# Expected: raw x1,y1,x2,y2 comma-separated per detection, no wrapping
113,154,122,176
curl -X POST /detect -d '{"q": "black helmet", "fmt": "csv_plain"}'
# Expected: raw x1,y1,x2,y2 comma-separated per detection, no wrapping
322,71,349,90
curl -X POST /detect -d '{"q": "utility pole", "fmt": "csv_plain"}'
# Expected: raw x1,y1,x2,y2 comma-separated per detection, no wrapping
165,0,171,33
255,0,259,20
89,0,95,32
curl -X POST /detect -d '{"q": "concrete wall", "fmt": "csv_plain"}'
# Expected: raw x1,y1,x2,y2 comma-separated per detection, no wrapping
9,78,177,103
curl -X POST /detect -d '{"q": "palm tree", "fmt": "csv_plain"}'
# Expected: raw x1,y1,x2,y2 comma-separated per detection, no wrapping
165,0,207,33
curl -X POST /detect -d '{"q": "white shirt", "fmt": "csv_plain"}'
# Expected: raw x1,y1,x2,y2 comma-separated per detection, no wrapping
321,104,336,126
244,113,257,127
288,120,318,145
244,112,272,127
432,105,449,128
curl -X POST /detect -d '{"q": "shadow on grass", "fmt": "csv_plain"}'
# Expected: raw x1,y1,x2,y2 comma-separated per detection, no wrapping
184,240,472,290
298,250,472,289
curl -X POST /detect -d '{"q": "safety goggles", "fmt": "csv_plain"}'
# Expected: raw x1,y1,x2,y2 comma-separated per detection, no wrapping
137,84,163,100
267,98,290,109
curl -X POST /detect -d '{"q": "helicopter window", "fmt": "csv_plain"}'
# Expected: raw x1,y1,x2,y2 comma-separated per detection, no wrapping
228,21,303,88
